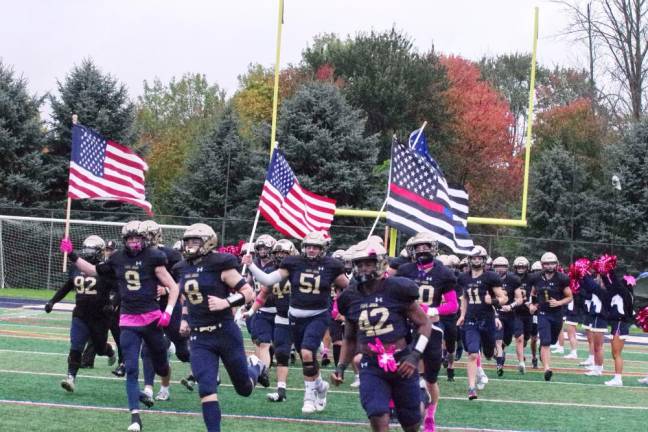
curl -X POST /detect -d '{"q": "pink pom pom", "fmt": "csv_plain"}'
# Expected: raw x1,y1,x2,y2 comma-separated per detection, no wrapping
636,306,648,333
623,275,637,287
592,254,617,277
568,258,591,295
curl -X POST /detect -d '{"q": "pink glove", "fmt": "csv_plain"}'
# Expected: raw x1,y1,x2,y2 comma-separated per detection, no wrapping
158,312,171,328
60,238,73,254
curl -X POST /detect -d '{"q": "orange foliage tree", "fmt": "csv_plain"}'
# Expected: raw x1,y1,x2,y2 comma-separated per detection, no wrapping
439,55,522,216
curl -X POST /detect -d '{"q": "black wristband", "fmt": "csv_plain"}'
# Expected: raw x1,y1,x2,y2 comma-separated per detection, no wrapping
69,251,79,262
233,278,247,291
403,350,421,366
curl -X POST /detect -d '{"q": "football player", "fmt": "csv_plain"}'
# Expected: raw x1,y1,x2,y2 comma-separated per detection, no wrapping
137,220,188,403
456,246,507,399
396,233,457,431
528,252,572,381
491,257,523,377
46,235,116,391
331,240,431,432
174,223,268,432
248,239,298,402
244,231,348,414
105,239,126,377
61,221,179,432
512,256,534,373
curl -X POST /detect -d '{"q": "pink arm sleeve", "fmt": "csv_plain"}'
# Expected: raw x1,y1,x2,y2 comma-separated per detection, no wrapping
437,290,458,315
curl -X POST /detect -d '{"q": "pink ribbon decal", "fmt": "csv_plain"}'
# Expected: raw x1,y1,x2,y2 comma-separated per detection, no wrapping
368,338,398,372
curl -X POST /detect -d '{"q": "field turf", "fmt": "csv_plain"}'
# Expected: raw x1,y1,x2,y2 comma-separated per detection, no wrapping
1,290,647,431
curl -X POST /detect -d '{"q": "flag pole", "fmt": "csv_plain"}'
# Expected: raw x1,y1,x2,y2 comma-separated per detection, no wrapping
367,122,427,240
62,114,78,272
242,142,278,275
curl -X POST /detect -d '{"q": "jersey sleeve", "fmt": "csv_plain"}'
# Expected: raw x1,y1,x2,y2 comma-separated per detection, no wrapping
327,257,345,278
558,272,570,289
439,268,457,294
390,277,419,303
50,279,74,304
279,255,299,272
148,248,168,268
166,248,183,268
96,260,114,276
212,253,240,271
395,262,414,278
337,289,353,318
509,274,522,289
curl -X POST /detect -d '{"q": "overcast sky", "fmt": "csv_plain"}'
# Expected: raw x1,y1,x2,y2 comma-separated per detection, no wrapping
1,0,586,106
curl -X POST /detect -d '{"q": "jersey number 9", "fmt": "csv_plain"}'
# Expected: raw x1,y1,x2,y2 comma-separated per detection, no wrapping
124,270,141,291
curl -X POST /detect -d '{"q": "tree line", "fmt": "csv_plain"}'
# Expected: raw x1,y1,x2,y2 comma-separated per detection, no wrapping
1,26,647,269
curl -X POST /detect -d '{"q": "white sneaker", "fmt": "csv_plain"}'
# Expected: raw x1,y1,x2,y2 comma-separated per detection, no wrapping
155,388,170,401
551,346,565,354
637,376,648,384
579,358,594,367
127,422,141,432
60,375,75,392
517,362,526,375
476,371,489,390
301,398,317,414
563,351,578,359
605,378,623,387
315,380,329,412
585,368,602,376
350,375,361,388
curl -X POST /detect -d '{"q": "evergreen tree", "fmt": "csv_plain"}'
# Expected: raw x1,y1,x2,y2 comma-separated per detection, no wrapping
0,61,47,206
168,106,265,242
44,59,136,211
277,82,380,246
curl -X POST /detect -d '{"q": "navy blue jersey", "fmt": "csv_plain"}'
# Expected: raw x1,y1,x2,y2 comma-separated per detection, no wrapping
530,272,570,314
498,272,521,316
457,271,502,319
338,277,418,345
50,267,111,318
97,247,167,315
159,245,182,279
396,260,456,308
174,252,239,327
280,256,345,310
388,256,411,270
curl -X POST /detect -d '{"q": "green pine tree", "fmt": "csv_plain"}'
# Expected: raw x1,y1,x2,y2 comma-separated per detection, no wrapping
0,61,47,207
44,59,136,213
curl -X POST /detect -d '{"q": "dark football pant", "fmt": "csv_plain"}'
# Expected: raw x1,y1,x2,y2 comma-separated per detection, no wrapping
495,314,516,347
70,316,111,355
537,312,563,346
514,313,534,342
190,320,258,398
252,310,275,345
421,324,444,384
359,349,421,428
438,315,458,355
272,318,292,366
290,312,330,354
120,321,170,410
142,303,190,386
462,318,496,359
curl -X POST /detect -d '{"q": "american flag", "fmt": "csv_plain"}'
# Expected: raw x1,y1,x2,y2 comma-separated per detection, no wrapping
68,124,152,215
258,149,336,239
387,141,473,254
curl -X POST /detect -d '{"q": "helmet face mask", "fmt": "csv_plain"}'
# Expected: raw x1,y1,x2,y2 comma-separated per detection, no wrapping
182,223,218,260
349,241,387,285
353,258,379,285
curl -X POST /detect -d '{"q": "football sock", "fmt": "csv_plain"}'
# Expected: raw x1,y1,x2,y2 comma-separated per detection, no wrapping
201,401,221,432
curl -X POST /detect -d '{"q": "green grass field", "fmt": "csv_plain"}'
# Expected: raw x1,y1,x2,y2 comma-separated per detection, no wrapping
1,290,648,431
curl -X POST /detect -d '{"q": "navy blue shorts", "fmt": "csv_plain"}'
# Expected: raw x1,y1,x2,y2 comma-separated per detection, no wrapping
537,312,563,346
245,313,256,338
590,315,608,333
462,317,496,358
359,351,421,428
421,325,444,383
437,315,458,354
495,314,516,346
190,319,253,398
514,313,534,341
252,310,275,344
272,318,292,357
609,320,630,340
290,312,330,353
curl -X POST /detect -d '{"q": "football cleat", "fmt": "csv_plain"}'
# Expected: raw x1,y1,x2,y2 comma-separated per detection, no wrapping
531,358,538,369
496,365,504,377
155,388,170,401
180,375,195,391
112,363,126,377
563,351,578,360
468,387,478,400
248,355,270,388
315,380,329,412
544,370,553,381
139,391,155,408
447,368,455,382
518,362,526,375
476,370,488,390
579,358,594,367
637,376,648,385
60,375,75,392
267,387,287,402
301,397,317,414
350,375,361,388
585,368,602,376
321,353,331,367
127,423,141,432
551,345,564,354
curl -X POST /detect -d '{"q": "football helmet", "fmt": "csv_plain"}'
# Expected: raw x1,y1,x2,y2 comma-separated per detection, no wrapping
140,220,162,247
271,239,297,266
182,223,218,259
121,220,144,254
331,249,346,261
408,232,438,264
81,235,105,264
447,254,460,268
492,256,509,267
301,231,329,259
513,256,530,268
540,252,558,264
255,234,277,258
469,245,488,269
350,240,387,285
531,261,542,272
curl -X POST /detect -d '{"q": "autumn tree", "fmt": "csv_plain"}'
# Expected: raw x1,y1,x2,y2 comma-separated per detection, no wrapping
135,73,225,213
439,55,521,217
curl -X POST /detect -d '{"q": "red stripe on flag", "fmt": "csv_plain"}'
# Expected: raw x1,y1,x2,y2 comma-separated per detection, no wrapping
389,183,445,214
107,141,148,170
291,184,336,217
70,167,142,200
260,186,309,238
284,191,332,227
299,186,336,205
260,184,312,235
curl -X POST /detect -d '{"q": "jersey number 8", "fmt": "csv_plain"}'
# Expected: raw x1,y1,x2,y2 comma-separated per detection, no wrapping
184,279,203,305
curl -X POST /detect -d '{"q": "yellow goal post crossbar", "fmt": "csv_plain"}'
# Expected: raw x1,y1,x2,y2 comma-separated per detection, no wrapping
267,2,539,255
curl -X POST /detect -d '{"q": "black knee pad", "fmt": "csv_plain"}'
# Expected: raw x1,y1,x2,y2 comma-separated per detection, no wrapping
275,351,290,367
302,360,319,377
68,350,82,369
